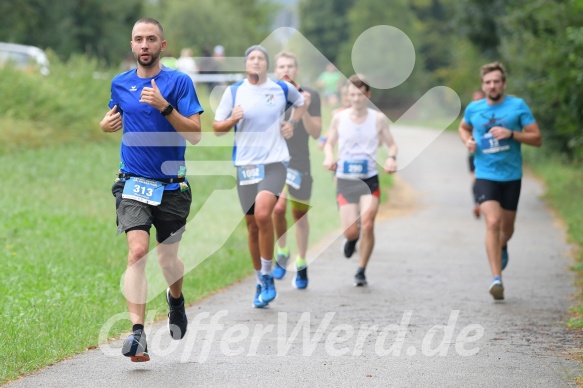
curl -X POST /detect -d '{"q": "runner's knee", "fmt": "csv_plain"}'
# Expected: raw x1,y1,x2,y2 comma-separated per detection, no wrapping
485,216,501,231
360,219,375,234
273,201,287,218
128,245,148,266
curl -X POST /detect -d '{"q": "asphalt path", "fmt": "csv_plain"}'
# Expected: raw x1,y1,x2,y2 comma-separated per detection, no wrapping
6,127,582,387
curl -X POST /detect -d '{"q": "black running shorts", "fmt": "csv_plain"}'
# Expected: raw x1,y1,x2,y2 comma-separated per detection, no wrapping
475,178,521,211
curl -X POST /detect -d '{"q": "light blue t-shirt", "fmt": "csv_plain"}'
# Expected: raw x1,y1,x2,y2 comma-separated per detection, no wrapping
463,96,536,181
108,66,204,190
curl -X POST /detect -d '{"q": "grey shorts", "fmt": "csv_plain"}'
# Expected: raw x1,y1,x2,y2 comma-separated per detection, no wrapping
336,175,380,206
111,180,192,244
237,162,286,215
287,171,313,202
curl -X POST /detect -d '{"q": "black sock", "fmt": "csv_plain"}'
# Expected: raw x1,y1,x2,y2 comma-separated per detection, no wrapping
357,267,365,275
169,292,184,306
132,324,144,333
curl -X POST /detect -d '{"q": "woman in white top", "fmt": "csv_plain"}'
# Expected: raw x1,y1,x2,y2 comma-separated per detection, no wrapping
213,45,305,307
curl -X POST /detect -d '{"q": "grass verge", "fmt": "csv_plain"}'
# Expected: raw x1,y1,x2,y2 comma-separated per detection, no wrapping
523,148,583,328
0,98,393,383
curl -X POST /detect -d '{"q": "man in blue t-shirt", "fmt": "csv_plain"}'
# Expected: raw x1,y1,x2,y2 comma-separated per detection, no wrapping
458,62,542,301
100,17,203,362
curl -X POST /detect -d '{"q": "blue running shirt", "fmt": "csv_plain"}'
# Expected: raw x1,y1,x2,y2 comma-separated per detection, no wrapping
463,96,535,181
108,66,203,190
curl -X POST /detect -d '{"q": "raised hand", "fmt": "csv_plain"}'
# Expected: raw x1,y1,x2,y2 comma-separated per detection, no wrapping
100,105,122,132
140,79,168,111
231,105,244,124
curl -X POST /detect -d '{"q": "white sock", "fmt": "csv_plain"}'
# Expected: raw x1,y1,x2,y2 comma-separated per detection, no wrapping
255,270,262,284
260,257,272,275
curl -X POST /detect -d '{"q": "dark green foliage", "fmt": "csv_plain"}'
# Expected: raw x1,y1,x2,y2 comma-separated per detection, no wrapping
158,0,278,59
298,0,355,64
455,0,583,160
0,0,143,65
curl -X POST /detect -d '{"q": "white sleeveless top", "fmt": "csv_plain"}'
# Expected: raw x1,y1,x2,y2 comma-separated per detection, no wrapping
336,108,378,180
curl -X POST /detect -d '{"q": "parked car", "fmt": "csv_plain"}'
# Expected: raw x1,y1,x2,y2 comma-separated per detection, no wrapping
0,42,50,75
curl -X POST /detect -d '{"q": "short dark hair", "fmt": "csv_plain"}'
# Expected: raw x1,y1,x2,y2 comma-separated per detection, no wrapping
480,62,506,82
133,18,164,39
347,74,370,92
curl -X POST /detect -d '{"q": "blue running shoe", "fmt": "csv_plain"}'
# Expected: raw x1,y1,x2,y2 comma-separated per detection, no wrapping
253,284,269,308
293,266,308,289
501,247,509,270
273,253,289,280
489,278,504,300
122,329,150,362
259,274,277,303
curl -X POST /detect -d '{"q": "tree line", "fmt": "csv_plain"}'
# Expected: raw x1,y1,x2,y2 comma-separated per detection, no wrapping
300,0,583,160
0,0,581,160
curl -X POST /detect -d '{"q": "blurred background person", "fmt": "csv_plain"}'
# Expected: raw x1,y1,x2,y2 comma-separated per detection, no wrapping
317,63,342,107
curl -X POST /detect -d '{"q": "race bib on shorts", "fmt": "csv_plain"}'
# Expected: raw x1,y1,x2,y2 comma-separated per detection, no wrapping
343,159,368,178
122,177,165,206
481,133,510,154
238,165,265,186
286,168,302,190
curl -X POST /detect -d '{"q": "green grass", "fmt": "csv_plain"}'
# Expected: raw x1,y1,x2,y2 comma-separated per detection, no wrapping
0,141,252,382
0,66,394,383
523,149,583,328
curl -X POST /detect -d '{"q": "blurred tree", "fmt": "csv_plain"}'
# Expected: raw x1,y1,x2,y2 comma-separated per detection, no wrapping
335,0,429,110
410,0,455,72
453,0,505,59
298,0,355,64
0,0,143,65
453,0,583,159
498,0,583,159
159,0,278,59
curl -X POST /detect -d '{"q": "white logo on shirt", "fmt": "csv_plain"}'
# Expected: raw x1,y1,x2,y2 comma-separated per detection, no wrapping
130,86,137,92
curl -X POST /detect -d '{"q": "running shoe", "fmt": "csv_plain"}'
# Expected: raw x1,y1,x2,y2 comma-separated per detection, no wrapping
293,266,308,289
501,247,509,271
122,329,150,362
343,238,358,258
273,253,289,280
489,278,504,300
353,271,367,287
253,284,269,308
166,288,188,340
259,274,277,303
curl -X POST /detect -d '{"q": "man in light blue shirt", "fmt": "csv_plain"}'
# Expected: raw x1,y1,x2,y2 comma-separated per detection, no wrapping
458,62,542,301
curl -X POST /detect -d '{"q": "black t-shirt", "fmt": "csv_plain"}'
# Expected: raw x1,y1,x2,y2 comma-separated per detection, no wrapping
284,86,321,173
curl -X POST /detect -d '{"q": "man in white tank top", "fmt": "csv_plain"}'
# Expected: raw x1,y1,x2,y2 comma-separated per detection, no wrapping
323,75,397,286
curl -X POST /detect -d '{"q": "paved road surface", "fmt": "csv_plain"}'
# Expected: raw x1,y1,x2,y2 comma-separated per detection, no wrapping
6,127,582,387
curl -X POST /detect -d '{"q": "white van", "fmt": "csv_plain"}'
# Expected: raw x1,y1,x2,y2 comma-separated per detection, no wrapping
0,42,50,76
